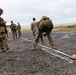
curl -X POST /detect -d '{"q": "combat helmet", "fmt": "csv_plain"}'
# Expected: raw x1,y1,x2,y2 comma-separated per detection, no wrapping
0,8,3,14
33,18,36,21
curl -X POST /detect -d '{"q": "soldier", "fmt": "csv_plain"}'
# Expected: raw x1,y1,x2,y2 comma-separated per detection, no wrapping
17,22,22,38
32,16,57,51
31,18,44,45
0,8,10,52
31,18,37,37
10,21,17,40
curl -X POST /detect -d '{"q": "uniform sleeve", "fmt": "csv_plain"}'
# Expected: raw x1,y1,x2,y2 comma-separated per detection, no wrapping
0,17,4,25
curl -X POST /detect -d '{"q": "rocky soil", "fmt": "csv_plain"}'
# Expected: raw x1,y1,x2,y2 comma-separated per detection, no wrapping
0,30,76,75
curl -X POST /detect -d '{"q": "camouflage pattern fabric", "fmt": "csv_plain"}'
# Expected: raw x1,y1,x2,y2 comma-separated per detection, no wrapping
10,23,17,40
31,21,37,37
0,17,9,51
37,16,53,33
32,16,57,51
17,23,22,38
33,16,53,46
31,19,44,44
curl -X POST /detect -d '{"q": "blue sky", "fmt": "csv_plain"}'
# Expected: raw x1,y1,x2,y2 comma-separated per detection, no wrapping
0,0,76,29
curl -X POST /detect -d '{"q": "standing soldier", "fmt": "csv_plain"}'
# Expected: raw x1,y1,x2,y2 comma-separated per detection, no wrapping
31,18,44,45
32,16,57,51
10,21,17,40
17,22,22,38
0,8,10,52
31,18,37,37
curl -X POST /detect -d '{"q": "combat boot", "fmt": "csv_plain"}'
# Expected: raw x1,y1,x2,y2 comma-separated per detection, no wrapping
50,43,57,50
32,44,36,51
0,47,6,52
5,46,13,53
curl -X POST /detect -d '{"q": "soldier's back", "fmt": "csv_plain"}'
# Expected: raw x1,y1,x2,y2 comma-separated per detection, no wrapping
38,16,53,33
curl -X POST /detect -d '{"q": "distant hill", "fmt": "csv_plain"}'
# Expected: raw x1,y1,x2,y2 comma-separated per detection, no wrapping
53,24,76,31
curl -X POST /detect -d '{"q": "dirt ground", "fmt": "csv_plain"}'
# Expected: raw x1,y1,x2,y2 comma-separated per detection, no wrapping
0,30,76,75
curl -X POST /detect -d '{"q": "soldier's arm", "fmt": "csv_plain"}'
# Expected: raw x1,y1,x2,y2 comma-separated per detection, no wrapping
0,18,6,25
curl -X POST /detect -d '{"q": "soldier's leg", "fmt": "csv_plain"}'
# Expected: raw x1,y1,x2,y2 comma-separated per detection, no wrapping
46,33,57,49
4,39,9,50
2,34,9,50
32,26,40,51
12,31,15,40
0,41,5,52
0,34,7,52
40,34,44,45
17,29,20,38
32,33,40,51
18,29,22,37
18,30,20,38
33,32,35,38
20,30,22,36
0,42,6,52
3,33,13,53
15,31,17,39
13,31,17,39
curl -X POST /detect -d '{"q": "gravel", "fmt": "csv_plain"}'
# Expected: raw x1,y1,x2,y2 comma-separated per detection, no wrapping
0,30,76,75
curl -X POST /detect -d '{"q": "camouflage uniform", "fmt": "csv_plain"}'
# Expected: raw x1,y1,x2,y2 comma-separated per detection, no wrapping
0,8,9,52
31,18,44,45
17,22,22,38
32,16,57,51
31,18,38,37
10,21,17,40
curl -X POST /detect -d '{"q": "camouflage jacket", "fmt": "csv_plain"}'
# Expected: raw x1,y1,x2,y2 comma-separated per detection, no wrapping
0,17,6,33
10,23,17,31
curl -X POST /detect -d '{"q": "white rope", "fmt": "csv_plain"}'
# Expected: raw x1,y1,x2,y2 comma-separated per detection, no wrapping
39,44,71,58
42,47,72,62
21,37,71,57
21,37,73,62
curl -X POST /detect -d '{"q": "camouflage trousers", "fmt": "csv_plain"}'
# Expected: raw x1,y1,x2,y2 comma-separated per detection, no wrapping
11,30,17,40
33,32,53,45
32,27,38,38
0,33,9,50
17,29,22,38
33,27,44,44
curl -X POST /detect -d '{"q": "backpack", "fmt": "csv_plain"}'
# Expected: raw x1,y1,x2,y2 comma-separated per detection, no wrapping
38,18,53,33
